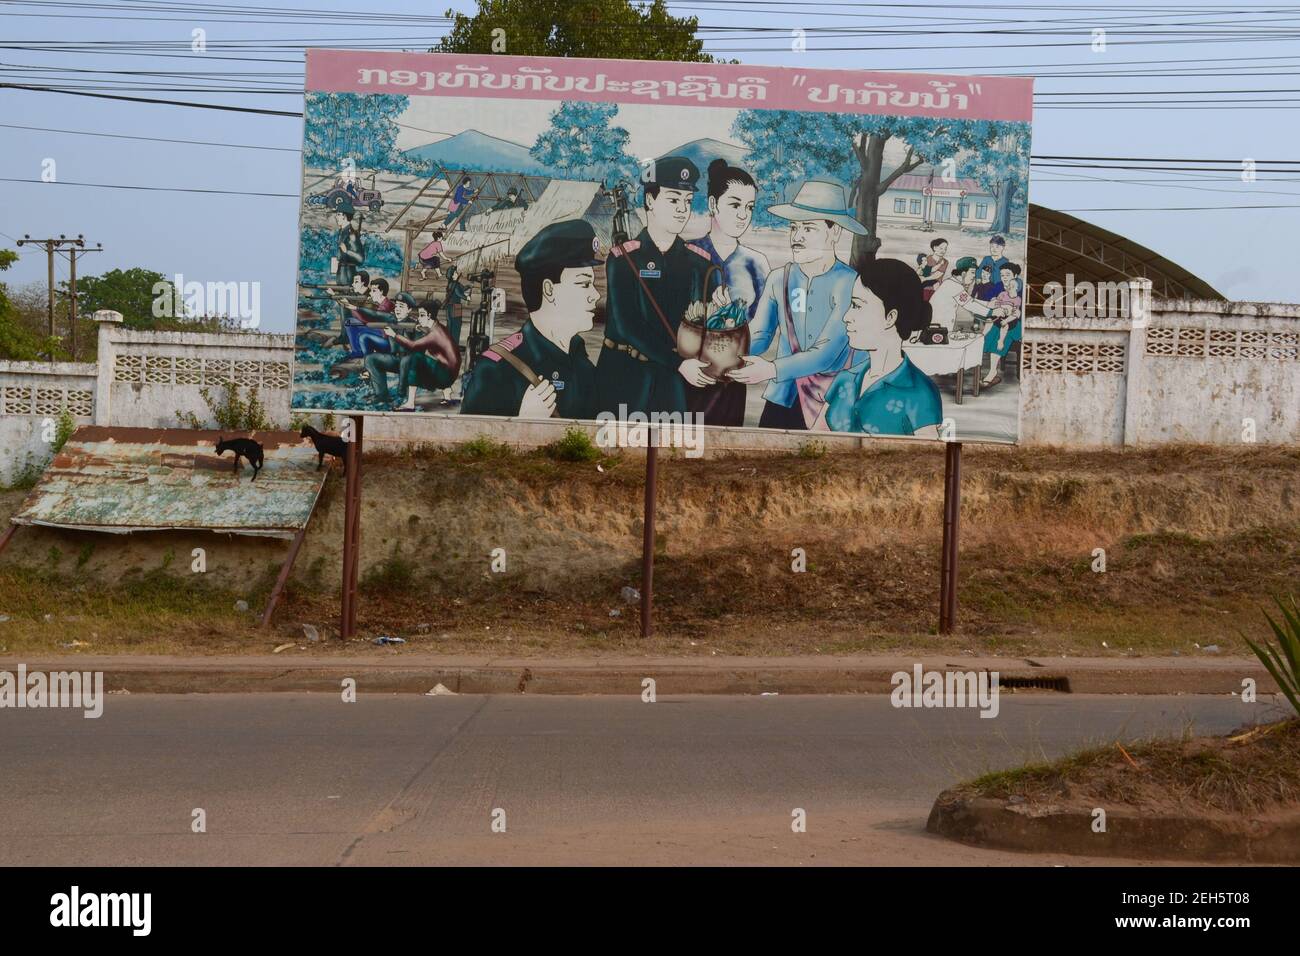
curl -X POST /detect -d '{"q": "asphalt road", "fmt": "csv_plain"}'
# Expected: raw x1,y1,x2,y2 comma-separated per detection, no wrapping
0,693,1283,866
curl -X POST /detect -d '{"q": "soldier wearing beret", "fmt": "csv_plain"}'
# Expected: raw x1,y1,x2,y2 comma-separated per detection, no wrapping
460,219,603,420
596,155,727,418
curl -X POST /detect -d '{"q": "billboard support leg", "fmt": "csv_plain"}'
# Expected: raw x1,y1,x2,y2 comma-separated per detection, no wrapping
0,524,17,557
640,444,658,639
939,441,963,635
340,415,364,640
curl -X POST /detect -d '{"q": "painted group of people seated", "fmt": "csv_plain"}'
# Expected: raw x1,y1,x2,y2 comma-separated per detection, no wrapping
916,233,1023,389
325,266,467,411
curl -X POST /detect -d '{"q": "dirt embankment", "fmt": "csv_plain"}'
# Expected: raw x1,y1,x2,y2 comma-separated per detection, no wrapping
0,443,1297,656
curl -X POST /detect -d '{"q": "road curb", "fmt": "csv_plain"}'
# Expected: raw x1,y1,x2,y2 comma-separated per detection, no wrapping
926,793,1300,863
1,654,1276,696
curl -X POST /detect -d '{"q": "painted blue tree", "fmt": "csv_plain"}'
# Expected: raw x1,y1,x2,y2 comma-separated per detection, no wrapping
529,101,641,185
963,122,1032,235
304,92,429,175
732,110,1012,268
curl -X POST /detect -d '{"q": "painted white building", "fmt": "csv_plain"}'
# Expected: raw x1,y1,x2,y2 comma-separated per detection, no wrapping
883,172,997,230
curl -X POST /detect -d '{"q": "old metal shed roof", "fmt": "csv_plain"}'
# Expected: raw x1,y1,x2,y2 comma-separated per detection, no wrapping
10,427,328,538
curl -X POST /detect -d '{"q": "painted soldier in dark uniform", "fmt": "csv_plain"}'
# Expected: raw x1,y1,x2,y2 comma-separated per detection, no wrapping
460,219,603,420
443,264,470,346
333,208,365,286
595,156,726,419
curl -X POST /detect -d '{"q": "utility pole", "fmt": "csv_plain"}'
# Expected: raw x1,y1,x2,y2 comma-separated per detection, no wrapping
16,234,88,360
60,239,103,360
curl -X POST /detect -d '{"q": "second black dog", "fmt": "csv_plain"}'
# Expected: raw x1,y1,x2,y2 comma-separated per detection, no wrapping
215,436,264,481
300,425,347,472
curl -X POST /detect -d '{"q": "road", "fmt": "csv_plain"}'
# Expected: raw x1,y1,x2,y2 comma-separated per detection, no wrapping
0,693,1281,866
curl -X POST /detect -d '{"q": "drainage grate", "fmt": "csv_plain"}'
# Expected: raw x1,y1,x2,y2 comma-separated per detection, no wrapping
995,674,1071,693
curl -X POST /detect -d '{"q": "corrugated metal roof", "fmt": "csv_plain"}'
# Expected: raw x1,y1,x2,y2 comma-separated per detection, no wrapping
1028,203,1226,304
10,427,328,539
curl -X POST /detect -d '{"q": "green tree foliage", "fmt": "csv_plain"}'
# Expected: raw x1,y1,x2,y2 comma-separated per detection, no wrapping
0,249,60,360
76,267,176,329
437,0,712,62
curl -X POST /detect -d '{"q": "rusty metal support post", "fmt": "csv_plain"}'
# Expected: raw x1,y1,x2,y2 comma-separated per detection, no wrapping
261,524,308,628
939,441,963,634
340,415,364,640
640,443,658,639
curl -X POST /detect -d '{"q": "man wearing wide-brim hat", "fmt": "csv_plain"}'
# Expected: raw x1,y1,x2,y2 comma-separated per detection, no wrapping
724,180,868,430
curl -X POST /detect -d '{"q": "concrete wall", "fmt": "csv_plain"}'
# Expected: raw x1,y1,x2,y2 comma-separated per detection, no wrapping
97,324,295,429
0,360,97,485
1,299,1297,484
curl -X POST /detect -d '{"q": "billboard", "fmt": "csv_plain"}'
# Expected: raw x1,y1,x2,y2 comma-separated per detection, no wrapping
293,51,1032,444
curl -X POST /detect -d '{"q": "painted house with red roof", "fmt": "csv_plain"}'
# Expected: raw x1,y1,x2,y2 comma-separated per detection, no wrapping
883,169,997,230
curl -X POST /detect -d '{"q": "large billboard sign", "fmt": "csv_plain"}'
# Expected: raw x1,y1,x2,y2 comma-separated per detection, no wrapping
293,51,1032,444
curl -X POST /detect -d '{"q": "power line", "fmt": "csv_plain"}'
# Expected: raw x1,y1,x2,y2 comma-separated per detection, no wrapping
1,176,297,197
0,122,298,151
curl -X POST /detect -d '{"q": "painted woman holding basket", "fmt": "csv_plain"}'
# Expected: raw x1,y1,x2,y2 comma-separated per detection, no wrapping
689,159,771,426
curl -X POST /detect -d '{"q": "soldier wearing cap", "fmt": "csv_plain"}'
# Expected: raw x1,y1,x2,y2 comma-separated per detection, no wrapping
460,219,603,420
596,155,726,418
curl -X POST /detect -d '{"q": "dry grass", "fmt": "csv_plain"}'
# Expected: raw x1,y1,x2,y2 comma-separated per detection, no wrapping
962,720,1300,816
0,442,1297,657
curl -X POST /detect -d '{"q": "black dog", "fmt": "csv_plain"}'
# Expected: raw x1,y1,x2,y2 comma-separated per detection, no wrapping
300,425,347,472
215,436,264,481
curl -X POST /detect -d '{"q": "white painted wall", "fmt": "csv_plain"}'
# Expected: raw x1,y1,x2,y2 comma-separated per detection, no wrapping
1,300,1296,484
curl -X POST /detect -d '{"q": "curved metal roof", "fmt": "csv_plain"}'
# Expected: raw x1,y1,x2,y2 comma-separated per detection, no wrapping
1026,203,1224,308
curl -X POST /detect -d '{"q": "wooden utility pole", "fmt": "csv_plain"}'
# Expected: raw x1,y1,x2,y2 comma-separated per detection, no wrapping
61,240,103,360
16,234,93,359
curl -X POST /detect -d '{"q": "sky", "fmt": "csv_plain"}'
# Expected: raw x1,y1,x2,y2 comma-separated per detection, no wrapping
3,0,1299,333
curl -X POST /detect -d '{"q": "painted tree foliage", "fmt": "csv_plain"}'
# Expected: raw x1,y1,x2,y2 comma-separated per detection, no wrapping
303,92,428,175
437,0,713,62
530,101,641,185
733,111,1023,268
964,122,1032,235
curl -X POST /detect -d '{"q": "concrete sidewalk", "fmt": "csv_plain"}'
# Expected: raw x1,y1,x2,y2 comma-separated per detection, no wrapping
0,651,1274,696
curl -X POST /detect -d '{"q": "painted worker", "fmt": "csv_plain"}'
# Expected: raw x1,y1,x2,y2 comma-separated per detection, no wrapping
492,187,529,212
372,296,461,411
596,155,726,418
929,256,1000,334
726,180,865,430
333,208,365,286
461,220,603,420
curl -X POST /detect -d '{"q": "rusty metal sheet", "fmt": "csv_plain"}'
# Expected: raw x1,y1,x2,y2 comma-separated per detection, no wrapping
10,427,328,539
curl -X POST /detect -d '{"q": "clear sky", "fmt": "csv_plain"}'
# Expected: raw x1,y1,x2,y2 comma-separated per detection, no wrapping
3,0,1299,332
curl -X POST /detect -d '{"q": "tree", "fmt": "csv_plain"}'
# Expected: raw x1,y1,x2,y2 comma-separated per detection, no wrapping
733,111,1005,268
530,101,641,184
965,123,1031,235
303,92,429,175
437,0,712,62
0,250,59,361
76,267,177,330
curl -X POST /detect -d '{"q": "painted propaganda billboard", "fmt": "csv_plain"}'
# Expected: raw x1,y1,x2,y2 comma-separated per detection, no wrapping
293,51,1033,443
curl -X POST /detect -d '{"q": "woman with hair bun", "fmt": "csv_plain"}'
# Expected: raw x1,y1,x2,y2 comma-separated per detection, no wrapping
815,257,943,438
689,158,770,426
